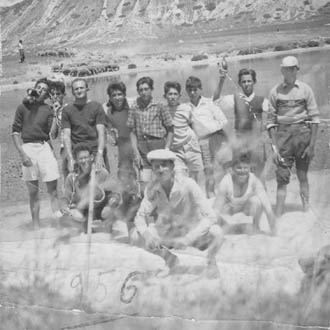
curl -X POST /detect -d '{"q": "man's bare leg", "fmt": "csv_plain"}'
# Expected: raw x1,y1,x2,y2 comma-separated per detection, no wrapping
297,169,309,212
46,180,60,214
275,183,287,218
26,180,40,229
248,196,263,232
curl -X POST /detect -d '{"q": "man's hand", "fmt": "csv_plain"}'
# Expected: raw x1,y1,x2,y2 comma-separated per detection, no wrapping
21,153,33,167
134,151,143,170
95,152,104,171
109,128,119,146
69,209,85,222
143,230,160,250
301,145,315,161
271,144,284,165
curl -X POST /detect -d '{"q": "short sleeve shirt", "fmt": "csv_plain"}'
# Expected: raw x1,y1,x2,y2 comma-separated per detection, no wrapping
62,100,106,148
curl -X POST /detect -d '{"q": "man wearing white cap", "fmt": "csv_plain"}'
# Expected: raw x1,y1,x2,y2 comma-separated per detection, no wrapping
131,149,224,273
267,56,320,217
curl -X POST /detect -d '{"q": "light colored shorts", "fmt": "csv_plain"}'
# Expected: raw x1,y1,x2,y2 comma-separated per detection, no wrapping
174,138,204,174
21,142,60,182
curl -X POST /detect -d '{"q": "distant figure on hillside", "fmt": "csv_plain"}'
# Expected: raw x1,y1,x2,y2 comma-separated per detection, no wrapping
18,40,25,63
267,56,319,217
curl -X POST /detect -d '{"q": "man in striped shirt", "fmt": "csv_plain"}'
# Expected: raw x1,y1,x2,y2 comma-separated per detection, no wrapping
267,56,320,217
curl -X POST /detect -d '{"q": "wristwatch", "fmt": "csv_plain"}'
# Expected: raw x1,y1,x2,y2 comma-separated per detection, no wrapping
97,149,103,154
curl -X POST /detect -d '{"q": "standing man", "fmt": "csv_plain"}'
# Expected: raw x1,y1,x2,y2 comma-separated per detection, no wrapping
267,56,320,216
49,80,69,178
12,78,60,228
104,81,135,180
163,81,203,181
127,76,173,186
18,40,25,63
215,68,269,180
62,78,107,174
185,76,228,197
131,149,224,274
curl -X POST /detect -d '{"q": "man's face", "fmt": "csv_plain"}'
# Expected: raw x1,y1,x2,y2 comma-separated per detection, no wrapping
186,86,202,104
232,162,250,184
76,150,93,174
50,88,65,105
165,87,180,107
35,82,49,102
152,159,174,183
72,80,88,99
109,89,125,110
281,66,298,84
239,74,255,96
137,83,152,103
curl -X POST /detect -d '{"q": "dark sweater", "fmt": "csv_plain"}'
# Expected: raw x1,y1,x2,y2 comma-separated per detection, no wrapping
12,102,53,143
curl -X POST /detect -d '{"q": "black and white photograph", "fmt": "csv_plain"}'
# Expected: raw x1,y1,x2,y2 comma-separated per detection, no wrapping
0,0,330,329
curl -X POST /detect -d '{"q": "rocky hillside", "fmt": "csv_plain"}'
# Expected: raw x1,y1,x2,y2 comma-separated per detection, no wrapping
1,0,330,52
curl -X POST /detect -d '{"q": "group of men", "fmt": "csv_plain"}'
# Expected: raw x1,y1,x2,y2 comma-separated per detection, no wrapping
12,55,319,271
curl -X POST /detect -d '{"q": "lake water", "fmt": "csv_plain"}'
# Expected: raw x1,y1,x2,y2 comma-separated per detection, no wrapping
1,48,330,203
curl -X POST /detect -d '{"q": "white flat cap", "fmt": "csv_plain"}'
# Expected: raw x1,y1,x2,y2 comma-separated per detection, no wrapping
280,56,299,68
147,149,176,162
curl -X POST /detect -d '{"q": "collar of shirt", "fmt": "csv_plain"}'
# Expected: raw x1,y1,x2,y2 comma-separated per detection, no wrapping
282,80,300,89
189,96,209,109
151,176,182,201
239,92,255,102
136,97,157,110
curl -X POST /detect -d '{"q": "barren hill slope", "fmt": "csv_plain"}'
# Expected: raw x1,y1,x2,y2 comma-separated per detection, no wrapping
1,0,330,52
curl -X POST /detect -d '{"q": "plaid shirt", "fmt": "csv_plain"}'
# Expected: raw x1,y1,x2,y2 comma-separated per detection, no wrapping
127,98,173,140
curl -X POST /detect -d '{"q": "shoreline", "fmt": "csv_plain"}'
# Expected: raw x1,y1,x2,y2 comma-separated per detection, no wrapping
1,45,330,93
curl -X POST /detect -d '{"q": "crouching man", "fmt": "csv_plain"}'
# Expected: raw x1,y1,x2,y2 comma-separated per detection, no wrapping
131,149,224,273
213,152,276,235
60,143,110,232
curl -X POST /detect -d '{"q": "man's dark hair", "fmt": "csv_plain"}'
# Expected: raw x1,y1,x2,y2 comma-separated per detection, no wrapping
136,76,154,90
50,80,66,94
71,78,88,90
35,78,51,90
107,81,127,96
19,40,23,43
238,68,257,83
185,76,202,90
164,81,181,95
73,143,92,159
232,151,251,167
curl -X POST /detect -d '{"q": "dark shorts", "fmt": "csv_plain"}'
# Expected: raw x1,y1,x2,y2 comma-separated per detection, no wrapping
275,124,311,185
138,137,166,169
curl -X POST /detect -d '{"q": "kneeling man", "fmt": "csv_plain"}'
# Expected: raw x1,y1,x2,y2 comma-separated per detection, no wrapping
213,152,276,235
61,143,110,231
131,149,224,271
